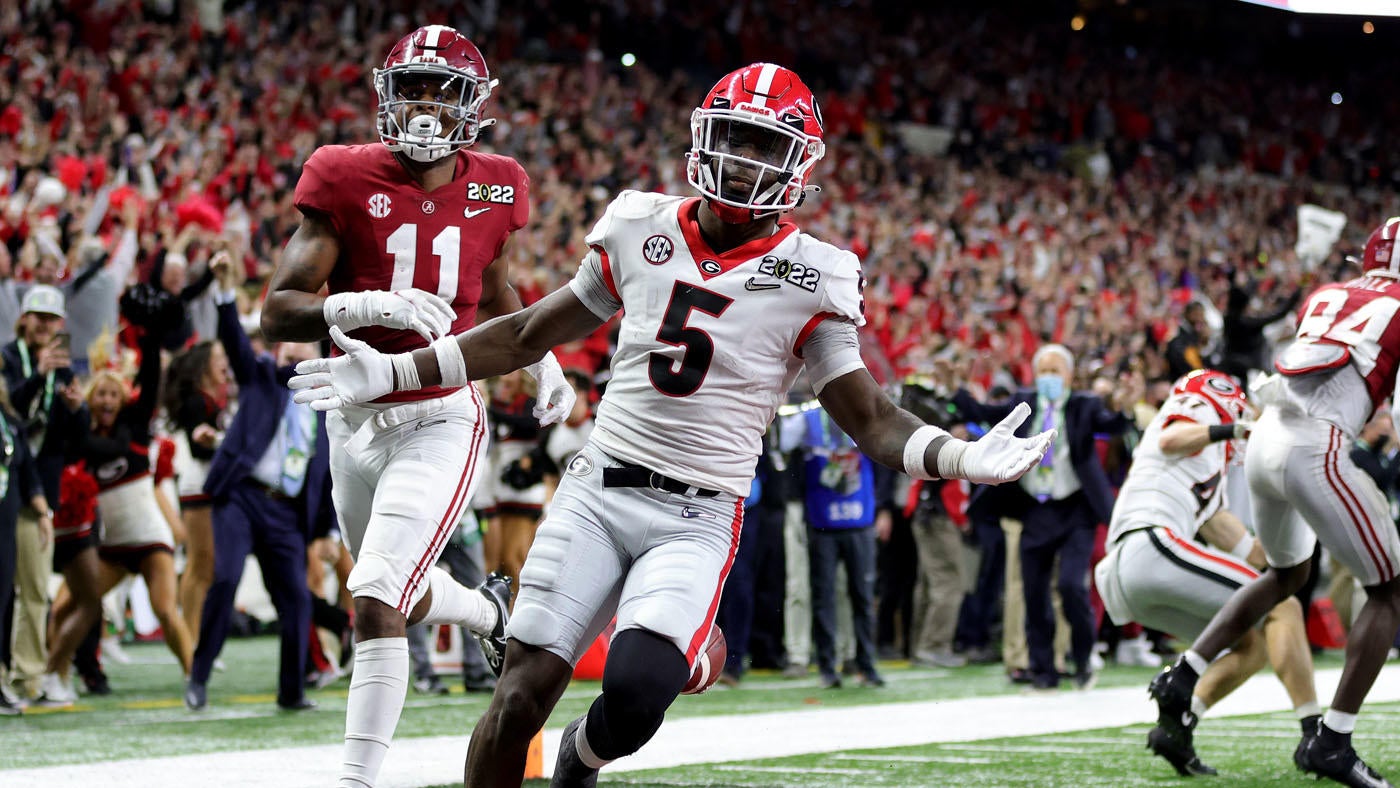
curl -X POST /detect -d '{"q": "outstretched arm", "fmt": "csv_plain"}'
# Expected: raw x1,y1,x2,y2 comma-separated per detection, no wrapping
289,286,606,410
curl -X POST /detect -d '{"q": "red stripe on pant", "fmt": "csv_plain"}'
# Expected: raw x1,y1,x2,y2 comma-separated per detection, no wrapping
1325,426,1392,580
1162,528,1259,579
396,392,489,615
685,498,745,663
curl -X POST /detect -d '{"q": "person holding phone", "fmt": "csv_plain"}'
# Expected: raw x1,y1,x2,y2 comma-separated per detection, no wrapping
0,286,86,701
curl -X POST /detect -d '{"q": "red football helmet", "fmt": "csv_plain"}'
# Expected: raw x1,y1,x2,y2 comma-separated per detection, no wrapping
687,63,826,223
374,25,497,163
1172,369,1249,424
1359,217,1400,279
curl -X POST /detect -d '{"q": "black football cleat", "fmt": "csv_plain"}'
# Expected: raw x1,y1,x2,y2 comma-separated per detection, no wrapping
184,680,207,711
475,572,512,678
1149,662,1199,739
1297,734,1394,788
1147,724,1218,777
551,715,599,788
1295,715,1321,772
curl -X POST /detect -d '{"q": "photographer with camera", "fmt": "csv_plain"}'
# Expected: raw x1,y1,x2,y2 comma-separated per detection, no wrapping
0,285,85,701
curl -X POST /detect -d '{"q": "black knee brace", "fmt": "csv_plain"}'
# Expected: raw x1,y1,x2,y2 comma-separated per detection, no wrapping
583,628,689,761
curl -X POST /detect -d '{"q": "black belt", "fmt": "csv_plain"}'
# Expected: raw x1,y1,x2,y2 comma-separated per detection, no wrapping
602,463,720,497
247,478,297,502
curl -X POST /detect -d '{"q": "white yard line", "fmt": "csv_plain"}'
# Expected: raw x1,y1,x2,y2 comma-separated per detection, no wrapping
6,666,1398,788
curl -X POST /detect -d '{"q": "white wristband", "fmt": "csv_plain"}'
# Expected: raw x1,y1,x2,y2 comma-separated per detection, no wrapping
432,336,468,389
322,292,356,330
390,352,421,392
903,425,949,480
1229,532,1255,561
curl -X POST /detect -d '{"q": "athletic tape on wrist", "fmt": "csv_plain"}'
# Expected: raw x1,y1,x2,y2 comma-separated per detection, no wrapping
432,336,468,389
390,353,421,392
1229,533,1255,561
903,425,948,480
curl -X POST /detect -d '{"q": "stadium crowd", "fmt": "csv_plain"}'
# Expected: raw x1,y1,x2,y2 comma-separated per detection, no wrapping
1,0,1399,711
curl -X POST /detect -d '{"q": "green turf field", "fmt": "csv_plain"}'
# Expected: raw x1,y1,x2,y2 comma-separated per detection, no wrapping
7,634,1391,788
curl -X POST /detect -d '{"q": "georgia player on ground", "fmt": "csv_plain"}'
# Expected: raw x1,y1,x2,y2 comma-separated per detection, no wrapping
288,63,1053,788
1095,370,1318,777
258,26,575,788
1150,218,1400,788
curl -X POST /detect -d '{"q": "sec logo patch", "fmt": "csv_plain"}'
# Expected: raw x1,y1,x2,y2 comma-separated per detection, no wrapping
367,193,392,219
642,234,674,265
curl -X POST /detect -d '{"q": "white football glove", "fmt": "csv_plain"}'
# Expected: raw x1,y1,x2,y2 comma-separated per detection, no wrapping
523,352,576,427
937,402,1057,485
289,327,400,411
323,289,455,344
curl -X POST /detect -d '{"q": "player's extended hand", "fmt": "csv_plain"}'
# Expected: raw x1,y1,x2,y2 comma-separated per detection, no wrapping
289,327,395,411
323,289,455,344
943,402,1056,485
524,352,577,427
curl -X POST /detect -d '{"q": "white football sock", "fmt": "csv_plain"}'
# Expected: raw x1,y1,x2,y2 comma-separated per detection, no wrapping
1323,709,1357,734
419,567,498,634
576,714,612,770
1190,695,1209,718
1181,650,1208,675
1295,701,1322,719
338,637,410,788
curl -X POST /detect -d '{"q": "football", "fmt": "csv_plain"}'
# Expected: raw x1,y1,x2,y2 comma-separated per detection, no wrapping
681,625,727,695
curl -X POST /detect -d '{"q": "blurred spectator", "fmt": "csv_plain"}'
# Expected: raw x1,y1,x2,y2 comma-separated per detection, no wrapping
1,284,83,698
954,345,1138,690
1165,301,1215,380
0,385,52,716
781,405,886,689
163,337,231,642
1217,268,1302,385
186,256,328,712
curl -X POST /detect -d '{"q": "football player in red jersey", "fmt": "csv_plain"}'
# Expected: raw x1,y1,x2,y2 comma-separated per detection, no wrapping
290,63,1053,788
259,25,575,788
1149,218,1400,788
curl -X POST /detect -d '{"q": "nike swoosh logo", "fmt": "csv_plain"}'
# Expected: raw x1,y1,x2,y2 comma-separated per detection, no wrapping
463,206,492,219
744,277,781,291
681,507,716,520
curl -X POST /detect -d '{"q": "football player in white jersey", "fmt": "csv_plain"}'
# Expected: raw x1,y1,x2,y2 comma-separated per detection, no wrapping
1149,218,1400,788
1096,370,1318,777
289,63,1054,788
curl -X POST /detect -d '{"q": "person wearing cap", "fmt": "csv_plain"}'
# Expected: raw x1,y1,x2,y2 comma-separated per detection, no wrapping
0,284,85,701
953,344,1142,690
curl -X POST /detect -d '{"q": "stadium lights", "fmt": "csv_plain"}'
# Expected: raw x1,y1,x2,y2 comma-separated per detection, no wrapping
621,53,637,67
1071,14,1086,30
1331,92,1344,104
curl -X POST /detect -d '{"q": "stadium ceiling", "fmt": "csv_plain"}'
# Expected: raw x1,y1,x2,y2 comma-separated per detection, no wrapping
1238,0,1400,15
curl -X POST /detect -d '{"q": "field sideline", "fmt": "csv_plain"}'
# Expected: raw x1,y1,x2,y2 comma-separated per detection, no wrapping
7,639,1400,787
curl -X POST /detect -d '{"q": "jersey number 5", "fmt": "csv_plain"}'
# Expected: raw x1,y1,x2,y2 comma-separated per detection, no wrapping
649,282,733,397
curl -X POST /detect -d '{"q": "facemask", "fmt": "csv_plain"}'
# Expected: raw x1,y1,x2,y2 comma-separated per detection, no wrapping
1036,374,1065,402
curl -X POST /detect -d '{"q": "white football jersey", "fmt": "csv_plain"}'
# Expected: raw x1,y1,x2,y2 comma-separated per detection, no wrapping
1107,393,1232,543
567,191,865,496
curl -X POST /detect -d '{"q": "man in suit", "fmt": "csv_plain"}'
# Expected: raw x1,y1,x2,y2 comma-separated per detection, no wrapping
955,344,1139,689
185,254,332,711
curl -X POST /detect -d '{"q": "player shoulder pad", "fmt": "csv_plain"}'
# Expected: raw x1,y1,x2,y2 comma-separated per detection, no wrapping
808,241,865,327
584,190,682,248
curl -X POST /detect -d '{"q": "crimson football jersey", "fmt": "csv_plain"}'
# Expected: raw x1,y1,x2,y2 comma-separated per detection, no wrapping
294,143,529,400
1287,276,1400,410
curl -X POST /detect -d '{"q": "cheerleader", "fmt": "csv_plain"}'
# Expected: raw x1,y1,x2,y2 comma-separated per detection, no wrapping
162,340,231,639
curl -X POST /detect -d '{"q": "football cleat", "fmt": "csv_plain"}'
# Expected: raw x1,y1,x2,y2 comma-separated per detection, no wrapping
550,715,599,788
1295,715,1321,772
1297,733,1395,788
1147,725,1218,777
474,572,512,677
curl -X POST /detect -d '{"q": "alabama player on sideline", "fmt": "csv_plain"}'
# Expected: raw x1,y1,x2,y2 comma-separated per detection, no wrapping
289,62,1054,788
1095,369,1319,777
1149,218,1400,788
258,26,575,788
